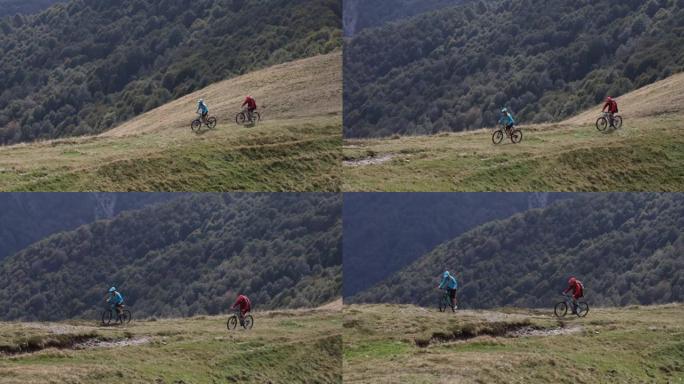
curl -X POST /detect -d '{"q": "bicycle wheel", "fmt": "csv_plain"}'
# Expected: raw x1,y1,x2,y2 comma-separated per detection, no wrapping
253,112,261,123
596,117,608,132
243,315,254,329
510,129,523,144
613,115,623,129
492,130,504,144
207,116,217,129
554,302,568,318
101,310,113,325
227,315,238,330
235,113,246,125
191,119,202,132
577,302,589,317
119,310,132,324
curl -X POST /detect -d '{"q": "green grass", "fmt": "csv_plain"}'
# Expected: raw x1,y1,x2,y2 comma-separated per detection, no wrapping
343,114,684,191
0,309,341,383
343,303,684,383
0,117,341,192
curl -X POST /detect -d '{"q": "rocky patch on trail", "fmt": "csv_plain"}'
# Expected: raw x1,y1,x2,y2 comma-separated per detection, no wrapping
343,154,394,167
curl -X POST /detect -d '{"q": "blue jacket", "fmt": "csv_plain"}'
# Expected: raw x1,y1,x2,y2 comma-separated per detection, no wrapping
439,273,458,290
499,112,516,126
197,101,208,114
108,291,124,305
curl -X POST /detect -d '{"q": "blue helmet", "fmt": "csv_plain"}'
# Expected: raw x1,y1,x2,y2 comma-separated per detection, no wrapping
109,287,117,293
501,108,508,113
443,271,450,278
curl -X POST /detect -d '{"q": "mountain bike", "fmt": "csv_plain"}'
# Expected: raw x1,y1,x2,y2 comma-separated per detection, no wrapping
102,306,132,326
191,113,217,132
492,123,523,144
235,107,261,126
595,112,623,132
227,309,254,330
554,294,589,318
438,290,456,312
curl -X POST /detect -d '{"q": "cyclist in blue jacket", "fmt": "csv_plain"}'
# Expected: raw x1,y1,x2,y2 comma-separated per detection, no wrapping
438,271,458,309
106,287,125,316
499,107,516,131
197,99,209,122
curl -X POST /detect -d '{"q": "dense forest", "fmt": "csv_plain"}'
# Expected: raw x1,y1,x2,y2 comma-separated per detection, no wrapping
351,193,683,308
343,193,572,296
0,193,179,261
343,0,460,36
0,0,342,144
0,0,64,17
0,194,342,321
344,0,684,137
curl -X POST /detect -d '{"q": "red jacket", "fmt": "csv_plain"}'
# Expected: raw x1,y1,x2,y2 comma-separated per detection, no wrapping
563,280,584,300
603,100,618,113
232,295,251,314
242,97,257,110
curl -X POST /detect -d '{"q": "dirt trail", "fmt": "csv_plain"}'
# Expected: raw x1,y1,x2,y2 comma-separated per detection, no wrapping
102,52,342,138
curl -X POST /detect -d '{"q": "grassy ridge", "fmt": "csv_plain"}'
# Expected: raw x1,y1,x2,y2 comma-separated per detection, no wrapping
0,308,341,384
5,118,341,192
343,113,683,191
343,303,684,383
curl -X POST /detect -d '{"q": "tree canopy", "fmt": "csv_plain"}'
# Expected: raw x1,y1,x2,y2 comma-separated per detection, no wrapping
344,0,684,137
0,193,342,321
0,0,342,144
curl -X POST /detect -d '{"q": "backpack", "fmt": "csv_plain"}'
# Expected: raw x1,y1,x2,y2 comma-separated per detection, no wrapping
576,281,584,297
612,101,619,113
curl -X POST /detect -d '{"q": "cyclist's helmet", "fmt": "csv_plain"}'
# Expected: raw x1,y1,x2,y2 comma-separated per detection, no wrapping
606,96,613,102
198,99,204,104
443,271,450,278
568,277,576,285
501,108,508,113
109,287,117,293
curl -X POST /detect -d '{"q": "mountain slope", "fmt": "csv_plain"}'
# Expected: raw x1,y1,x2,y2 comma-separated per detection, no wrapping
0,307,341,383
0,52,342,192
344,303,684,383
0,193,180,261
344,0,684,138
343,193,572,296
0,0,341,144
343,71,684,192
0,193,342,321
351,193,683,308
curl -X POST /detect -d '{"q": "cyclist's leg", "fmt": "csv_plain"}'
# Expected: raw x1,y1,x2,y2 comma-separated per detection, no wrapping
448,289,456,309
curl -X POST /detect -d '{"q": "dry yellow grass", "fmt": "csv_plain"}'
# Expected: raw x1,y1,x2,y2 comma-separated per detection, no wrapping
103,52,342,138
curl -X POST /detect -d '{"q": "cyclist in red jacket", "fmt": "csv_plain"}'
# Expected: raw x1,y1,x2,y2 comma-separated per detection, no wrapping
563,277,584,314
602,96,619,127
231,294,252,326
242,95,257,122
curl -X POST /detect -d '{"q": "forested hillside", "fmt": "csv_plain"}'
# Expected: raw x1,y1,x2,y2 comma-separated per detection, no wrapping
0,0,63,17
344,0,684,137
352,193,683,308
0,194,342,321
0,193,179,261
343,193,572,295
0,0,342,144
343,0,459,36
